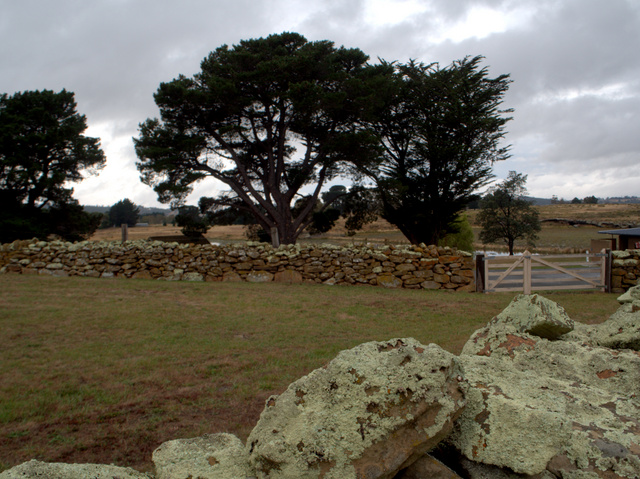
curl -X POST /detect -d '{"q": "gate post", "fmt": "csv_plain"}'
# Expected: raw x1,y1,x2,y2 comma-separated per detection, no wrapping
604,248,612,293
523,250,532,294
475,253,485,292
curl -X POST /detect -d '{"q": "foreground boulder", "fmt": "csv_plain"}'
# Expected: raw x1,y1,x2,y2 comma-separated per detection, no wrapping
152,433,252,479
0,460,151,478
3,292,638,478
450,294,640,478
247,338,467,479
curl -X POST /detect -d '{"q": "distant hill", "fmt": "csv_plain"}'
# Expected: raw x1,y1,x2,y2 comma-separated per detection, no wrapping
604,196,640,204
83,205,110,214
83,205,174,215
524,196,553,206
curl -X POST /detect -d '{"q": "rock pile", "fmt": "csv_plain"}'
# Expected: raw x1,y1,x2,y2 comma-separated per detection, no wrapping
2,287,639,478
0,239,475,291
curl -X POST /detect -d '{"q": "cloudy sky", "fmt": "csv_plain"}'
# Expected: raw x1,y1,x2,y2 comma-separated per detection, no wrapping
2,0,639,208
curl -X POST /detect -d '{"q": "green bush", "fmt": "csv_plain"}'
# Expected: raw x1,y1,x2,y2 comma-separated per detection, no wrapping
438,214,474,252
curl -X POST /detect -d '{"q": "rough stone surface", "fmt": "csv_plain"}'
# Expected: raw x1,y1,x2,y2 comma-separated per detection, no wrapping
247,338,467,479
274,269,303,283
562,286,640,351
246,270,274,283
377,274,403,288
453,295,640,478
492,293,574,340
0,459,151,478
590,301,640,351
617,284,640,304
153,433,253,479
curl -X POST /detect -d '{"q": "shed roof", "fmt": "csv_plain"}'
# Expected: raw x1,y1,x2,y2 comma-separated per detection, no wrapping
598,227,640,236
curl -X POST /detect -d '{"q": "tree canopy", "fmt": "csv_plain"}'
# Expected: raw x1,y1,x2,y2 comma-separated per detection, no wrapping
478,171,541,255
108,198,140,227
0,89,105,242
135,32,377,245
175,205,210,238
359,56,512,245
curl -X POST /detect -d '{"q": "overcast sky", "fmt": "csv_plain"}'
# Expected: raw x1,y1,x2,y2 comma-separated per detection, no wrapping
2,0,639,208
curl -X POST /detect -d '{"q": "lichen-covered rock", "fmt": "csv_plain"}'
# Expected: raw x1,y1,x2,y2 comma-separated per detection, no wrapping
453,295,640,478
377,274,403,288
0,459,151,478
246,270,274,283
617,285,640,304
494,294,574,339
461,294,575,358
247,338,467,479
562,288,640,351
152,433,253,479
590,301,640,351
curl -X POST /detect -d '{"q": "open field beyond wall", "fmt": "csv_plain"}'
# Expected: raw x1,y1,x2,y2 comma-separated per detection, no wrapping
0,274,622,473
92,203,640,253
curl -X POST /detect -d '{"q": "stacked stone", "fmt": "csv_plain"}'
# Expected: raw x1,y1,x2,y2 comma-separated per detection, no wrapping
611,249,640,293
0,239,475,291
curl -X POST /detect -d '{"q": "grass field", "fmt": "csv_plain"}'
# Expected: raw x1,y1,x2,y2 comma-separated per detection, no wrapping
0,274,622,473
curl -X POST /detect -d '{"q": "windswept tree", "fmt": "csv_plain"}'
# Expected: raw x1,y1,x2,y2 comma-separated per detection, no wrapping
135,32,377,245
478,171,541,255
359,56,512,245
0,89,105,242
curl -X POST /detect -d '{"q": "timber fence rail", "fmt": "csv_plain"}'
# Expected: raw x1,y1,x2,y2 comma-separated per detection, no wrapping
476,250,612,294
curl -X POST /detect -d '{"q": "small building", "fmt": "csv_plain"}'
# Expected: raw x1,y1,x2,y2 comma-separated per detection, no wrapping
598,227,640,250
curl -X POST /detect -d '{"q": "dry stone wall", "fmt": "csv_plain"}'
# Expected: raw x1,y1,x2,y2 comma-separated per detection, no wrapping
0,239,475,291
611,249,640,293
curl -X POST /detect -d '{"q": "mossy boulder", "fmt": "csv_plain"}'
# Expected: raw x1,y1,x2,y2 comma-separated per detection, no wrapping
453,295,640,478
152,433,253,479
0,460,151,478
247,338,467,479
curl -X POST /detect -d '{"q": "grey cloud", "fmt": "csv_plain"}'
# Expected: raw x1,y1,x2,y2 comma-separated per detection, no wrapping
1,0,638,206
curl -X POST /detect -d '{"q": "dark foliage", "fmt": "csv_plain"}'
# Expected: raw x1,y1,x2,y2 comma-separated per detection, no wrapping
108,198,140,227
359,56,512,245
135,33,379,245
175,205,209,238
0,89,105,242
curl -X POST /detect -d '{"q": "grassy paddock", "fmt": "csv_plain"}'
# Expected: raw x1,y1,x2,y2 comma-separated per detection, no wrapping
0,275,621,472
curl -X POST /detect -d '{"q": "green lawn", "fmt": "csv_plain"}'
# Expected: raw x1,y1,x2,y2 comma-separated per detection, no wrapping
0,275,621,473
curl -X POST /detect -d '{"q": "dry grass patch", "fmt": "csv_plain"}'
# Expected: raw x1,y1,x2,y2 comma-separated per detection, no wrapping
0,275,621,473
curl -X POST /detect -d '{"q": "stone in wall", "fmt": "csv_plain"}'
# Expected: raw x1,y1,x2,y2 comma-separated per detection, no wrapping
611,250,640,293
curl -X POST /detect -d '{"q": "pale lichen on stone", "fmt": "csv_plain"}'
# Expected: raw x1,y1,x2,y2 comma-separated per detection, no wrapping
247,338,467,479
152,433,253,479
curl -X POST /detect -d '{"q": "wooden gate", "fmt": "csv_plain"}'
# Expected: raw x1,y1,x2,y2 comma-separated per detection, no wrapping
476,250,611,293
